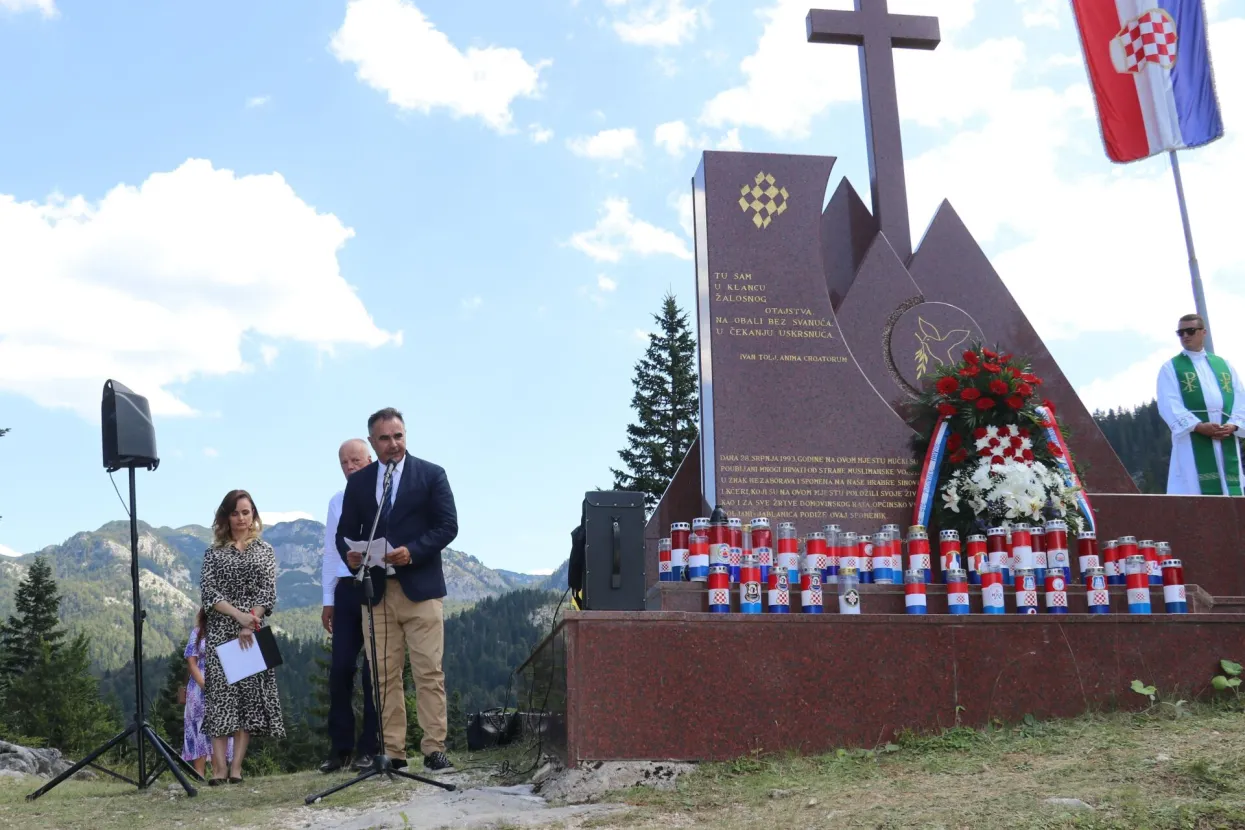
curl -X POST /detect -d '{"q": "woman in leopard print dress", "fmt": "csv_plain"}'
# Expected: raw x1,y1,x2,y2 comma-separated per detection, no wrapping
200,489,285,784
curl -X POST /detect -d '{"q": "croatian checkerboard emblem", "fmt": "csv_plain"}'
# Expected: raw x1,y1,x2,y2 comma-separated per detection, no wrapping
1111,9,1178,74
738,172,788,229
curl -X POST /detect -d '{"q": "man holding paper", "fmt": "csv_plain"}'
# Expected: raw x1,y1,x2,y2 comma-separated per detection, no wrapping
336,407,459,773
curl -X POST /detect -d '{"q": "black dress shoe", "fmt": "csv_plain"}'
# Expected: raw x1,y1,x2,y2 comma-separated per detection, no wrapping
318,754,351,773
423,752,454,772
351,754,374,771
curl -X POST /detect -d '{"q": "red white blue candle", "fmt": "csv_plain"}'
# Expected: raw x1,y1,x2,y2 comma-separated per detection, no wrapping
707,564,731,613
767,566,791,613
1031,525,1048,583
658,537,673,582
1161,558,1187,613
688,523,710,582
823,524,842,584
800,561,824,614
777,522,800,589
1014,568,1039,615
739,553,763,614
946,568,970,615
966,534,986,585
840,531,860,575
1101,539,1122,586
980,562,1005,614
1125,555,1150,614
1011,524,1034,574
906,526,931,583
859,535,874,584
904,569,927,615
670,522,690,581
1086,567,1110,614
806,531,828,584
872,531,895,584
939,530,961,579
1045,520,1071,582
987,527,1009,585
751,517,773,583
728,518,744,584
1140,540,1162,586
1043,571,1069,614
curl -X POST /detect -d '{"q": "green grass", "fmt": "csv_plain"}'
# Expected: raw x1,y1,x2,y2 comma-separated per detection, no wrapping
581,704,1245,830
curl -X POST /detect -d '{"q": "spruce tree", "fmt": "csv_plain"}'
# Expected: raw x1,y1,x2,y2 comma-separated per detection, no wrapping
0,557,65,689
446,690,466,751
612,291,699,510
153,654,188,747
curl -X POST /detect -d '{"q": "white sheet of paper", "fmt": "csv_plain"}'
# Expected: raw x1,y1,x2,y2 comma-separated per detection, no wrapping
345,537,397,575
216,637,268,685
346,537,394,568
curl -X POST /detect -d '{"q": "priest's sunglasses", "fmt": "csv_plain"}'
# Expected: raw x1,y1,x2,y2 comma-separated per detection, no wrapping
1176,327,1204,337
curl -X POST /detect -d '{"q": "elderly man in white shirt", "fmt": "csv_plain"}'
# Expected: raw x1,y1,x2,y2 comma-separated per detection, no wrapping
318,438,381,773
1156,314,1244,496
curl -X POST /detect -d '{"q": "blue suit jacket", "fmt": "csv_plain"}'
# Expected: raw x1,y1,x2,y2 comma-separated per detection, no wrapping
335,453,459,605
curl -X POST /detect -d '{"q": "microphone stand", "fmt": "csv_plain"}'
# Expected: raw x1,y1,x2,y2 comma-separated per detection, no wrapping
305,459,456,804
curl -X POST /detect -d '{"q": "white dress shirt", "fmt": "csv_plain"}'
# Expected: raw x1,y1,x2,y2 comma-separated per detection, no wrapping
322,490,352,606
376,454,406,508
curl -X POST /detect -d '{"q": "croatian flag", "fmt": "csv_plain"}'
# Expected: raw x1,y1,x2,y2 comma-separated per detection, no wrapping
1070,1,1223,163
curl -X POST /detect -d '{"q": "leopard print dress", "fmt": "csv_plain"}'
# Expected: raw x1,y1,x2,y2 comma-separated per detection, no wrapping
200,538,286,738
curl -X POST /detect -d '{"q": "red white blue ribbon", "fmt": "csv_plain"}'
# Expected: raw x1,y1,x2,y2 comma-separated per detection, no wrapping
913,415,951,528
1035,404,1097,535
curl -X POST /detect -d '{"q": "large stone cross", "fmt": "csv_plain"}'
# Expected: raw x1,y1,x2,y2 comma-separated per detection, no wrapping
807,1,940,262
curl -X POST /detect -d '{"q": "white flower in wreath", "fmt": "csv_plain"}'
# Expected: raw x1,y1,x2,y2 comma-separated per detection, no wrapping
986,425,1000,438
942,487,961,513
975,436,994,452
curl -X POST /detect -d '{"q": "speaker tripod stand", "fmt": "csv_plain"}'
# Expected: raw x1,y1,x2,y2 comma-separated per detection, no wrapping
28,467,203,801
305,463,456,804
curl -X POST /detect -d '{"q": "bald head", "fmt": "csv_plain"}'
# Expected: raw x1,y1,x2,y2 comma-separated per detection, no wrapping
338,439,372,480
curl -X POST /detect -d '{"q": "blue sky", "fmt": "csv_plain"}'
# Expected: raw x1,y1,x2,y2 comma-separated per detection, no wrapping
1,0,1242,571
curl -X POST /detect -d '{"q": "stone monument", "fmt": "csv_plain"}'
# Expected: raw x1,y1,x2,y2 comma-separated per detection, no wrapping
649,0,1136,568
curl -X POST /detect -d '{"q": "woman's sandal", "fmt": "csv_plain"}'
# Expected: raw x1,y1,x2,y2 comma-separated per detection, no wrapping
209,777,226,787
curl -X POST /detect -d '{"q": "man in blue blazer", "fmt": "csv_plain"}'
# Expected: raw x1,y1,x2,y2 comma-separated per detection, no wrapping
336,407,459,772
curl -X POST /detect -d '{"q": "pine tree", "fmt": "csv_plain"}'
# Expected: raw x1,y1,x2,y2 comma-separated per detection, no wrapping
612,291,699,510
153,653,188,747
446,690,466,751
0,557,65,690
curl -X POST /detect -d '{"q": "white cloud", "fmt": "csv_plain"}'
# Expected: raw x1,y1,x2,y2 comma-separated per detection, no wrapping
0,0,57,18
0,544,21,558
654,120,694,157
1018,0,1062,28
0,159,398,418
461,295,484,313
700,0,992,138
246,95,271,109
259,344,279,366
671,191,693,237
611,0,705,47
568,198,692,262
1044,53,1082,69
529,124,554,143
202,447,219,458
597,274,618,292
567,127,641,161
633,328,652,343
903,17,1245,410
329,0,550,133
716,128,742,150
527,568,554,576
262,510,315,526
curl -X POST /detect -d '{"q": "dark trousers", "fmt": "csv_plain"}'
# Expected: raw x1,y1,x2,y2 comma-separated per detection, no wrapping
328,578,379,757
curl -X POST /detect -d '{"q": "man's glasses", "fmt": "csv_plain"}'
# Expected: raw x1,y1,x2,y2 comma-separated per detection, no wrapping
1176,327,1204,337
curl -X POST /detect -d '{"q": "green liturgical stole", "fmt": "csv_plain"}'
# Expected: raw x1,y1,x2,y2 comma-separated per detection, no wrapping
1171,353,1242,496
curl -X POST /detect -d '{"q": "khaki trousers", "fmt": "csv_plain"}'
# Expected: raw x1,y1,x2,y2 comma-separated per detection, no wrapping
360,583,447,759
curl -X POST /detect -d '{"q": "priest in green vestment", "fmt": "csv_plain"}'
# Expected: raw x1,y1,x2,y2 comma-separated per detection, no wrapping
1156,314,1244,496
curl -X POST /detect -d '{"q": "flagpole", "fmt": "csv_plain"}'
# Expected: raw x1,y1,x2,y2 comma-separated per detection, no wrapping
1168,149,1214,353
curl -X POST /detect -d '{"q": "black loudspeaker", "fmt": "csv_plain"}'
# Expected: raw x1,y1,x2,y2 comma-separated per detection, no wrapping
581,491,646,611
102,380,159,472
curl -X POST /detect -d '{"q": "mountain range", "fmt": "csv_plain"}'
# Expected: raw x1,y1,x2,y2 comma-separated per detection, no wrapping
0,519,568,670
